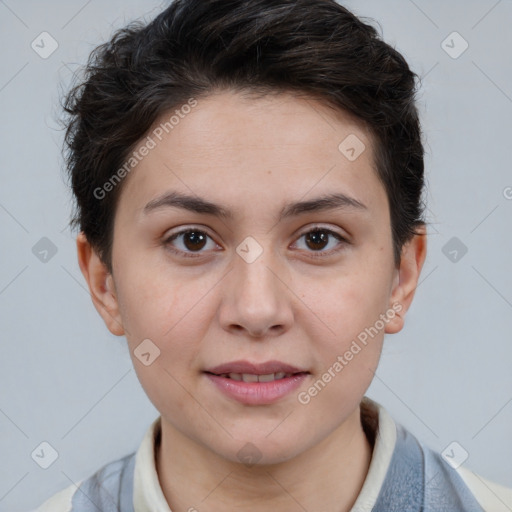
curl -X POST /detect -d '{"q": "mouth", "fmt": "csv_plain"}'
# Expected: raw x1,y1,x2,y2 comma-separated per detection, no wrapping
205,371,305,382
203,360,310,405
204,359,309,376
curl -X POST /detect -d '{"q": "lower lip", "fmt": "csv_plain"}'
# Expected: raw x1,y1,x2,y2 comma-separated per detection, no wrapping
204,373,309,405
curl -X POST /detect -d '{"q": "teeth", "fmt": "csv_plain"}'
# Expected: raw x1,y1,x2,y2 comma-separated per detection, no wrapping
222,372,293,382
242,373,259,383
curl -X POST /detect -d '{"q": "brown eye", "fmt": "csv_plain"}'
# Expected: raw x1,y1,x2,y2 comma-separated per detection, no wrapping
304,230,330,251
293,227,348,258
164,228,219,258
182,231,207,251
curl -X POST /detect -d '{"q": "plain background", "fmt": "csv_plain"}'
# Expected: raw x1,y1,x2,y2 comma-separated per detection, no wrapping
0,0,511,510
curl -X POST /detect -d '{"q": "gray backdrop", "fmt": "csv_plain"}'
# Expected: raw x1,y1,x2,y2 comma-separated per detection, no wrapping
1,1,511,510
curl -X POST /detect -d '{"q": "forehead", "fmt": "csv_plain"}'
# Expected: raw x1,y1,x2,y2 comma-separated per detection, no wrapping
117,90,387,220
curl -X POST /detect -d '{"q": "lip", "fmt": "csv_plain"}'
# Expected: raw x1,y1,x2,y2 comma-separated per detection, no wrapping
205,372,309,405
205,360,308,375
203,360,310,405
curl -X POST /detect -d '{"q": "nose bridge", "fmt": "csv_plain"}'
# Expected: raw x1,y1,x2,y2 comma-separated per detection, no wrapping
219,240,293,337
238,254,280,303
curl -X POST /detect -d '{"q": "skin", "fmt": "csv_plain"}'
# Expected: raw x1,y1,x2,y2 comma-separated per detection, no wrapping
77,90,427,512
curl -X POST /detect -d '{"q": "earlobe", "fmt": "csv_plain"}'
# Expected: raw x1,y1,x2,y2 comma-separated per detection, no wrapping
76,232,125,336
385,225,427,334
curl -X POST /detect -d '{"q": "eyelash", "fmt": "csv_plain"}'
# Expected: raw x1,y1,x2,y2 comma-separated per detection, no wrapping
163,225,349,259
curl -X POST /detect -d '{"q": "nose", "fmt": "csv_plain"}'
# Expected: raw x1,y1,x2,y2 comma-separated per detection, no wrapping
217,248,294,339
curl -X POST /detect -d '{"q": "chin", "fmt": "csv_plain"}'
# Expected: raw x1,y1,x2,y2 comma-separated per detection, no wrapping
210,429,309,467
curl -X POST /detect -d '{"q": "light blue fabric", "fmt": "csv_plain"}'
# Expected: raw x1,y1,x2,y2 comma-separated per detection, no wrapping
70,452,135,511
67,422,485,511
373,423,484,511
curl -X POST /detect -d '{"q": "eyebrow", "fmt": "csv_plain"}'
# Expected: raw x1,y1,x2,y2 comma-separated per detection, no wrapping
142,191,367,221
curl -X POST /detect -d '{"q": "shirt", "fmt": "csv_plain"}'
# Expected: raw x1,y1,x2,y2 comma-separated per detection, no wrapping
34,396,512,511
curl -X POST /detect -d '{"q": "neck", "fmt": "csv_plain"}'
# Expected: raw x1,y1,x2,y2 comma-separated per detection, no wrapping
156,404,374,512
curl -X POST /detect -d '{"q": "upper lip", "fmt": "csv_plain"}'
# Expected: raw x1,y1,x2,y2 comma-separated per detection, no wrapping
205,360,309,375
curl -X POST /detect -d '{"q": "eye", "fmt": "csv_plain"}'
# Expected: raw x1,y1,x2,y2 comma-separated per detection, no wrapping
163,228,220,258
292,227,348,257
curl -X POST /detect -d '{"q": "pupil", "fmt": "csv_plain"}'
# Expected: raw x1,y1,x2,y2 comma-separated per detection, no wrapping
184,231,206,251
306,230,328,250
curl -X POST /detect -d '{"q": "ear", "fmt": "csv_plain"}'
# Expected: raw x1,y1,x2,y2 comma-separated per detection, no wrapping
385,225,427,334
76,232,125,336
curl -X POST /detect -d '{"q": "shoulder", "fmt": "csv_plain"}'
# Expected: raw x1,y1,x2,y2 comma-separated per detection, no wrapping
456,465,512,512
363,398,512,512
33,452,136,512
418,436,512,512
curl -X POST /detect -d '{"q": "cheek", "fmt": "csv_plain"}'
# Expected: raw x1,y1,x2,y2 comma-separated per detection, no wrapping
297,272,387,413
298,257,392,401
115,271,212,411
117,268,214,418
309,264,392,342
116,260,211,341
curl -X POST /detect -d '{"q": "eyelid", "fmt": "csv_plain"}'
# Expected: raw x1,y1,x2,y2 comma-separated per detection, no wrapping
164,224,216,240
294,223,349,241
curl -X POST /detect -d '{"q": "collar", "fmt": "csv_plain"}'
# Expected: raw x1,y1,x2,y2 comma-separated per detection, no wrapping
132,396,398,512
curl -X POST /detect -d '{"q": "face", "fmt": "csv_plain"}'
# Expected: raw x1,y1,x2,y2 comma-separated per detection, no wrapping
79,90,425,465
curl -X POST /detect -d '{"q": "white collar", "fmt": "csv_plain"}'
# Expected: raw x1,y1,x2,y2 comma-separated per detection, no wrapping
132,396,397,512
